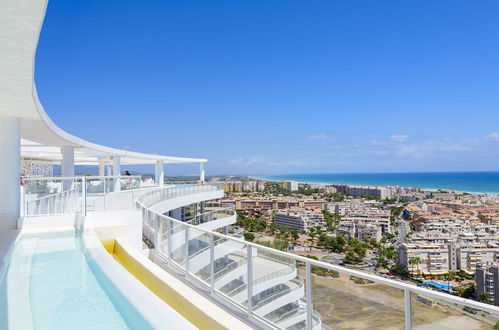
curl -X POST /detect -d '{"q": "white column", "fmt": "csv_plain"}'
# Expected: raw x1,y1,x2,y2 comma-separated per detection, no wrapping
98,160,105,176
0,117,20,230
155,160,164,186
112,156,121,191
61,146,75,190
199,162,205,183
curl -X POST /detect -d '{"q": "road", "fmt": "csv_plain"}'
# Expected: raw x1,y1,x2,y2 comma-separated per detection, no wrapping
396,218,410,244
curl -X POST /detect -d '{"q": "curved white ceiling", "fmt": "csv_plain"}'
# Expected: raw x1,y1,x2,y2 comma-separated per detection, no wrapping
0,0,206,165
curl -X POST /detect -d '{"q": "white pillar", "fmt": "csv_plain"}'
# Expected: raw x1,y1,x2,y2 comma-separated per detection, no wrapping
98,160,105,176
61,146,75,190
199,162,205,183
112,156,121,191
0,117,20,230
155,160,164,186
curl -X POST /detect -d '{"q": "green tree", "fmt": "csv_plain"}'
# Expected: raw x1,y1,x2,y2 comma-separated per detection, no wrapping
408,257,422,276
479,291,491,304
243,232,255,242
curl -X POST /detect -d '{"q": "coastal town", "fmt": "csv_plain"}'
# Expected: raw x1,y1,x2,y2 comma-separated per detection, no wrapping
207,176,499,309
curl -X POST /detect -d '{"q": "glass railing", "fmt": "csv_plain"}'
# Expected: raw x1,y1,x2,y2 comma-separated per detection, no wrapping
139,183,225,208
137,186,499,330
186,206,236,226
25,186,82,216
23,175,160,216
23,176,84,216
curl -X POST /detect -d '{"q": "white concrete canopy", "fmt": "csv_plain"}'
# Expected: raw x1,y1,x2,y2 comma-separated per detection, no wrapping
0,0,207,167
0,0,207,229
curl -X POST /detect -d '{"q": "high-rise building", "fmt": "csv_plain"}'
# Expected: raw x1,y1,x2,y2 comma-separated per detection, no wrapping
476,265,499,305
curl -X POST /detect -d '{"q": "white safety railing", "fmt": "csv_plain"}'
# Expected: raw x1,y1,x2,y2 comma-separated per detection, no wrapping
26,187,81,216
137,184,499,330
186,206,235,226
23,175,158,216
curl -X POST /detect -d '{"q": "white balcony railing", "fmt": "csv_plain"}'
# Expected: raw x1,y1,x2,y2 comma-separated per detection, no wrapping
137,184,499,330
23,175,156,216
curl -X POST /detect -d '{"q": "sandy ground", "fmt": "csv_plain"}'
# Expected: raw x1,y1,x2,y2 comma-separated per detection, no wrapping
306,270,493,330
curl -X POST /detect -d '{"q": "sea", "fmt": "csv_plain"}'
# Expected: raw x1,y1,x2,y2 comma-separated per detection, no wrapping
253,172,499,194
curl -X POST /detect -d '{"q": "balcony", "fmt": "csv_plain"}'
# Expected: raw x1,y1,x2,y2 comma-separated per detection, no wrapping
135,184,499,330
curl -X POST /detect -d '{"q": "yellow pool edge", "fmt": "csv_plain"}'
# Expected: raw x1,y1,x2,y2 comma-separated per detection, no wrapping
100,239,233,330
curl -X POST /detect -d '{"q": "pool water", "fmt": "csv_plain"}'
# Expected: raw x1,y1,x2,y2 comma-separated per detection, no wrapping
423,281,454,291
0,231,153,330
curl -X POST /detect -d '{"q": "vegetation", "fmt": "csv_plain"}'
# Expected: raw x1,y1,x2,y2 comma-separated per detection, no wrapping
343,238,367,264
306,255,340,278
453,283,475,299
263,182,320,196
243,232,255,242
322,210,341,231
255,239,289,251
323,193,345,201
236,216,267,232
389,262,409,277
478,291,491,304
390,206,404,217
349,275,374,285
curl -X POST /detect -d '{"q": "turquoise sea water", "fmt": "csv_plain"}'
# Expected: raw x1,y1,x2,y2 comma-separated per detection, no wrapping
254,172,499,194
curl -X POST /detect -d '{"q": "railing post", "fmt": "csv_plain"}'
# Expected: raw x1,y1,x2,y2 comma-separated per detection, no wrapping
306,261,312,330
184,227,189,276
155,214,161,251
167,220,173,261
404,288,412,330
247,245,253,316
81,177,87,216
210,233,215,295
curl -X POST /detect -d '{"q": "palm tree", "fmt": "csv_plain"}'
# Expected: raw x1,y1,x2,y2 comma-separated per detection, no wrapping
408,257,422,276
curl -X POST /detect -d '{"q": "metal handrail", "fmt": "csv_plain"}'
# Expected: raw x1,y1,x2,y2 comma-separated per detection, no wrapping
186,207,236,226
27,187,78,203
224,263,295,297
136,183,499,329
252,277,304,311
214,257,247,280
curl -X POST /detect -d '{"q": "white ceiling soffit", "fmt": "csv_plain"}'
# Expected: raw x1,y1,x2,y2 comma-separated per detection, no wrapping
1,0,206,165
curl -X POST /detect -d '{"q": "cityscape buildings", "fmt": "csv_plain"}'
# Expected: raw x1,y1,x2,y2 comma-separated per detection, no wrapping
1,1,499,329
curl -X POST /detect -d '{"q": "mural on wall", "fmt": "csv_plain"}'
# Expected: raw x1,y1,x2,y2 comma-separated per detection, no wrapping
21,158,54,177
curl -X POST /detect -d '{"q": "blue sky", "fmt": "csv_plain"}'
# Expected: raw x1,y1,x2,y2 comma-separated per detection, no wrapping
35,0,499,175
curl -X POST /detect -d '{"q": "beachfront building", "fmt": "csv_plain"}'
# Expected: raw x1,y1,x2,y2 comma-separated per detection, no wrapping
1,1,499,330
332,184,396,199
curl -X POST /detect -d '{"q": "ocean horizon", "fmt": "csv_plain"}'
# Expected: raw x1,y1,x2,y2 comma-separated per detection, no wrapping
253,171,499,194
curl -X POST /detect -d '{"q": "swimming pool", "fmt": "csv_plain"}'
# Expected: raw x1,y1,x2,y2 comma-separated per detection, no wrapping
0,231,153,330
423,281,454,291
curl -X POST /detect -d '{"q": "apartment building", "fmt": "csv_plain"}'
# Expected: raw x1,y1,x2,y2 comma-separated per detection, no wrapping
337,222,383,242
476,264,499,305
274,210,325,231
399,240,499,275
398,243,451,275
340,216,391,234
332,185,395,199
221,197,327,213
279,180,299,191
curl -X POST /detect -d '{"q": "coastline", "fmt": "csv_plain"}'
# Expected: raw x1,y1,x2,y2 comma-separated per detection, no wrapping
249,174,499,195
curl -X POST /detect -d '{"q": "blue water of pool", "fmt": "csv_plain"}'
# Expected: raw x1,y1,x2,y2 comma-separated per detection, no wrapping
0,231,153,330
423,280,454,291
